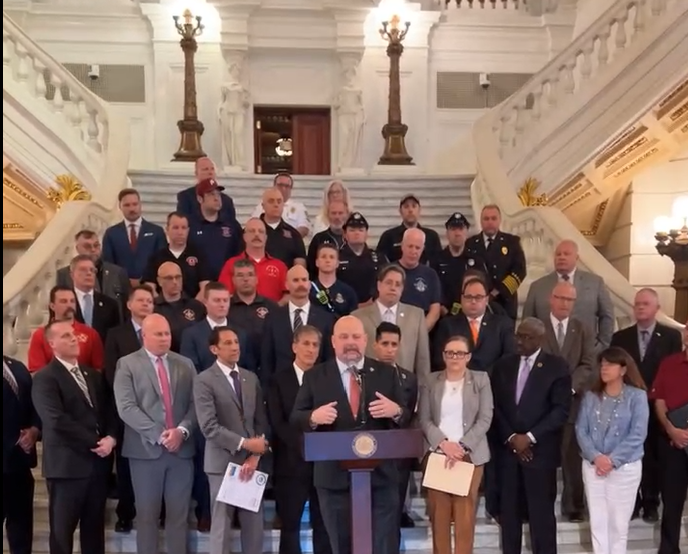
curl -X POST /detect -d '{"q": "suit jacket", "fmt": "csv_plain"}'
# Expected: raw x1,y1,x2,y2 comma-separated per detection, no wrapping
102,219,167,280
523,270,615,350
418,370,493,466
260,304,335,386
353,303,431,380
194,363,268,475
176,185,236,222
73,289,121,344
32,359,117,479
394,364,418,416
432,311,516,374
103,321,142,390
610,323,683,388
541,316,595,422
491,352,571,469
56,261,130,318
113,348,197,460
180,320,255,373
291,357,412,491
3,356,40,473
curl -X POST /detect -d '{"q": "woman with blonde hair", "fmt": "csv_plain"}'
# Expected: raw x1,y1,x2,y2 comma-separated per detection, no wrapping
419,334,493,554
313,180,353,233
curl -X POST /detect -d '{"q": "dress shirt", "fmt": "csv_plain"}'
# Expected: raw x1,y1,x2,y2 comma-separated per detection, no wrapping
74,287,95,316
143,348,188,439
293,363,305,387
289,302,310,328
557,268,577,283
206,316,229,329
514,348,541,444
335,357,365,397
55,356,86,388
125,217,142,238
482,232,495,249
439,378,465,442
637,321,656,349
377,301,398,323
550,314,569,337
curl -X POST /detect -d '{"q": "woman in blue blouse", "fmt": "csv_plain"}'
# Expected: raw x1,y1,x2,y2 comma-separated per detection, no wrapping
576,346,649,554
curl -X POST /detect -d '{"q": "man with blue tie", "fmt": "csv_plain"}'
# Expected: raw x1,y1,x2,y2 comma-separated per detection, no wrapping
3,355,40,554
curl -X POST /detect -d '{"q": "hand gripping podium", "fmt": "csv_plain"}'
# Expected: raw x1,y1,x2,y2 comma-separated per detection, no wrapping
303,428,424,554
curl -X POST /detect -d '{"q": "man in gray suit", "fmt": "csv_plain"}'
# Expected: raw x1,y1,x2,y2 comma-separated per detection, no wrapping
113,313,197,554
523,239,614,350
194,326,269,554
537,281,595,522
353,265,431,380
56,229,130,317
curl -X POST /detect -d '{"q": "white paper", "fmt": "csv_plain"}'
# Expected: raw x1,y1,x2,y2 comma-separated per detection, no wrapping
215,462,268,513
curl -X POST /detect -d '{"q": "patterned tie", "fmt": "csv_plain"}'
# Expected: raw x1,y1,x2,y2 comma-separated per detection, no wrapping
230,370,243,410
348,367,361,418
70,366,93,407
384,309,395,323
293,308,304,331
155,357,175,429
515,357,532,404
469,319,480,344
556,321,566,349
560,273,570,282
82,293,94,327
640,330,649,360
129,224,138,250
3,363,18,396
136,328,143,345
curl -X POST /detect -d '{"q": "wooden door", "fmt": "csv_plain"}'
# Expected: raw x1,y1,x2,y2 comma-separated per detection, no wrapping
292,112,331,175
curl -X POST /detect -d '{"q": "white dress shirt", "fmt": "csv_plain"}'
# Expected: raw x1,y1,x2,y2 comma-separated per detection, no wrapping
289,302,310,328
293,363,305,387
125,217,142,238
557,268,577,283
55,356,86,389
206,317,228,329
550,314,569,337
74,287,95,317
439,378,465,442
377,301,398,324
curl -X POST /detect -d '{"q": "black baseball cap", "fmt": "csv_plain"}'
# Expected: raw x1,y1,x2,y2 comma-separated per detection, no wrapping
400,194,420,207
445,212,470,229
344,212,369,230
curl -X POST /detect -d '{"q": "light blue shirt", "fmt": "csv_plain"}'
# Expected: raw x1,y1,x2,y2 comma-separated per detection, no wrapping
336,358,364,397
575,385,649,468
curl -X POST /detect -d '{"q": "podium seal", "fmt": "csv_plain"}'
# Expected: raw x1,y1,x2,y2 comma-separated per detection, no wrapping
352,433,378,458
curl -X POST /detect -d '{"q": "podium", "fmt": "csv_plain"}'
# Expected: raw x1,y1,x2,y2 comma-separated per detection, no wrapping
303,428,424,554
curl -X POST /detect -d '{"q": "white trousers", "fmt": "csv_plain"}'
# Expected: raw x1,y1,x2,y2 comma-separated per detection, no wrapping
582,459,642,554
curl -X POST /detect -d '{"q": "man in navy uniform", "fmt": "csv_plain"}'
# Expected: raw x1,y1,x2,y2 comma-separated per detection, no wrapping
465,204,526,320
176,157,236,222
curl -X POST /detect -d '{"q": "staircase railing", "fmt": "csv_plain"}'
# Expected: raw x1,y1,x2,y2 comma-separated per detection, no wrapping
2,12,130,356
471,0,686,328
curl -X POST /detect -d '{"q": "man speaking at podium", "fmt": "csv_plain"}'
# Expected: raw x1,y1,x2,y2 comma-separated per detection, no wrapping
292,315,412,554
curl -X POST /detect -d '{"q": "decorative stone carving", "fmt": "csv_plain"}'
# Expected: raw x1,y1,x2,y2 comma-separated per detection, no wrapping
334,55,365,172
218,55,250,171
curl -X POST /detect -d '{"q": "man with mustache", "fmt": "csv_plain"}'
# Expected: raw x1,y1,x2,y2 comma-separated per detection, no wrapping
28,285,104,372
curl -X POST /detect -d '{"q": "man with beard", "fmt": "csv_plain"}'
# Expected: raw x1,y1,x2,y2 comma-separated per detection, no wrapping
28,285,104,372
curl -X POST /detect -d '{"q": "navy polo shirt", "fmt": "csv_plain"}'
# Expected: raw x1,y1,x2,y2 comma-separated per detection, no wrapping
188,216,242,279
309,279,359,318
399,264,442,314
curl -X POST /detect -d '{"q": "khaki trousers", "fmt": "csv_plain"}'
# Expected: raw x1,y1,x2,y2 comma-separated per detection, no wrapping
427,465,484,554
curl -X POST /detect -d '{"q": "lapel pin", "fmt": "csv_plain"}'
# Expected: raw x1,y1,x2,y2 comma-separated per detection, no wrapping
402,374,406,380
656,332,661,337
369,367,375,372
536,362,543,368
98,301,103,307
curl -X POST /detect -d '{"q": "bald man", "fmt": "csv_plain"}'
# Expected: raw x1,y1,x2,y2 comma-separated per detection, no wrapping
113,314,197,554
176,157,236,222
523,239,615,350
251,173,312,237
260,265,335,386
256,188,307,268
292,315,412,554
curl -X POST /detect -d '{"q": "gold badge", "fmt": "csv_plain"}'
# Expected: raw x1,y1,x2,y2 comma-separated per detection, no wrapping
501,246,508,255
352,433,378,459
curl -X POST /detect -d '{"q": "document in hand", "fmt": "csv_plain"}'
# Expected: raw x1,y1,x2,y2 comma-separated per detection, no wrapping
216,462,268,513
422,452,475,497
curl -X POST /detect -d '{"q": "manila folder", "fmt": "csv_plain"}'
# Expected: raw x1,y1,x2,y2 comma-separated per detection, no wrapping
422,452,475,497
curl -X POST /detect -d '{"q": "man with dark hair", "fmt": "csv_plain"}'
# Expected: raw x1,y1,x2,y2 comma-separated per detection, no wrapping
309,243,358,318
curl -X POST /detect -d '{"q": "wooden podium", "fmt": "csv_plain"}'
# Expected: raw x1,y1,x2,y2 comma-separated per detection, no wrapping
303,428,424,554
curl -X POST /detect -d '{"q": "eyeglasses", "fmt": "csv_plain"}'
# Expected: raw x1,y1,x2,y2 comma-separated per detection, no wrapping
443,350,470,359
462,294,487,302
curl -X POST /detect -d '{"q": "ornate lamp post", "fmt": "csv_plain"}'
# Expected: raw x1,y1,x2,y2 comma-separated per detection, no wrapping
378,10,414,166
654,196,688,322
172,9,207,162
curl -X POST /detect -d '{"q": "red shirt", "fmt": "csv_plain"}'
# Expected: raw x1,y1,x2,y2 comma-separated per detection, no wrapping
28,321,104,373
649,351,688,410
218,253,288,302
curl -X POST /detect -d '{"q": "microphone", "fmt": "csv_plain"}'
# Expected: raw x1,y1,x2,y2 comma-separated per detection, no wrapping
354,366,368,427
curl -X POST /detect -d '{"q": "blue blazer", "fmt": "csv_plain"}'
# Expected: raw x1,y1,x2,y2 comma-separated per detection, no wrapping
179,320,256,373
176,186,236,222
102,219,167,280
3,356,40,473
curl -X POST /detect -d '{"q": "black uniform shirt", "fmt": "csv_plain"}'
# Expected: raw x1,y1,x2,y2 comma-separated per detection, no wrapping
262,216,307,268
306,228,346,277
153,295,206,353
337,244,387,304
376,224,443,265
142,243,214,298
431,247,490,309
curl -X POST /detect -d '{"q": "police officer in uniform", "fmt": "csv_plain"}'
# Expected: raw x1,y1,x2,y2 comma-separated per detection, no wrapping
465,204,526,320
431,212,489,317
337,212,388,306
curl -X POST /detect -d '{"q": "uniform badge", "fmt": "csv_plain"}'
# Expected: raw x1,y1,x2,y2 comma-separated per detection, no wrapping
256,307,269,319
450,302,460,316
501,246,508,255
265,264,278,277
221,226,231,238
98,301,103,307
414,278,427,293
335,293,344,304
282,230,291,239
290,206,296,214
371,252,378,262
468,259,475,266
183,309,196,321
77,333,88,343
187,256,198,266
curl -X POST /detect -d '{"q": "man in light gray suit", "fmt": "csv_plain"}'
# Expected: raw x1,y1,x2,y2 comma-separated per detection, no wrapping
523,239,614,350
353,265,431,380
194,326,269,554
113,313,197,554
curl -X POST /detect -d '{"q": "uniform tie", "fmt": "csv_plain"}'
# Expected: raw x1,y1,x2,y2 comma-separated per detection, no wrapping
155,357,175,429
70,366,93,407
515,357,533,404
348,367,361,419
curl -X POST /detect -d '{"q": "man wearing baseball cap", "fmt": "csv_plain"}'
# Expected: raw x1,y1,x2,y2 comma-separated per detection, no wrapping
376,194,443,265
175,157,236,222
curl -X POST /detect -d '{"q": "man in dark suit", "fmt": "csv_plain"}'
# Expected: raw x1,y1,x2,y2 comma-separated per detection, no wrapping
176,156,236,222
292,315,412,554
266,325,332,554
101,188,167,284
610,288,683,522
464,204,526,320
69,254,121,344
491,317,571,554
103,285,155,532
3,355,40,554
261,265,335,387
539,282,594,522
372,322,418,531
32,319,118,554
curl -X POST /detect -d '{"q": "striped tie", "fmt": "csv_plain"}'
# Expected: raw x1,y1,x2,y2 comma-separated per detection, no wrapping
70,366,93,407
293,308,304,331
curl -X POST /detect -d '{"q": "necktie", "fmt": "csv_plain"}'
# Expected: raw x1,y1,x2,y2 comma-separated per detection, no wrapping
70,366,93,407
230,370,243,410
560,273,570,282
384,309,395,323
469,319,480,344
3,363,18,396
293,308,304,331
486,237,494,249
82,293,93,327
515,357,532,404
348,367,361,419
136,328,142,345
556,321,566,348
155,357,175,429
640,330,649,360
129,224,138,250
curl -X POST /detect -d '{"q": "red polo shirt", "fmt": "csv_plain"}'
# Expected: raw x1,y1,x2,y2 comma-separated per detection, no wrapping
218,253,288,302
649,351,688,411
28,320,104,373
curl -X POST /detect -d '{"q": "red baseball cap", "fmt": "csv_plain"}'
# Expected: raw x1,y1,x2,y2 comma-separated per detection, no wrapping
195,178,225,196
